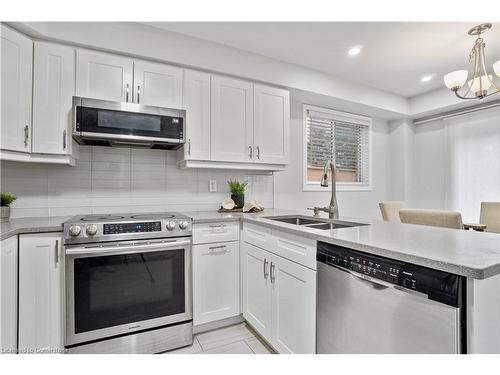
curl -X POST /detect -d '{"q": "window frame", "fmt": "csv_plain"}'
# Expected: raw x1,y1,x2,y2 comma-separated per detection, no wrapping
302,104,373,192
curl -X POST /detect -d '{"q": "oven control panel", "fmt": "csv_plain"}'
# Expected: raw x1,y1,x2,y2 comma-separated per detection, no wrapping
103,221,162,235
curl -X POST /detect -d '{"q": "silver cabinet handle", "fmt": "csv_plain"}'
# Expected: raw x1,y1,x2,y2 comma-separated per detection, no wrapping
126,83,129,102
256,146,260,159
249,145,253,159
270,261,275,283
263,258,269,279
55,240,59,265
63,129,67,150
188,139,191,156
137,85,141,104
209,245,227,251
209,224,227,228
24,125,29,147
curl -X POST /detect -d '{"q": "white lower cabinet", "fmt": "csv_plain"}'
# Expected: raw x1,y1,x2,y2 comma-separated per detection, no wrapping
241,242,273,339
18,233,64,353
271,253,316,354
0,236,18,353
193,241,240,326
241,241,316,354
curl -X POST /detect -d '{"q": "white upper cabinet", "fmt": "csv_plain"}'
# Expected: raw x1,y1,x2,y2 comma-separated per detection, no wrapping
1,24,33,152
211,75,254,162
32,42,75,155
133,60,183,107
182,69,211,161
253,84,290,164
18,233,64,353
76,49,133,102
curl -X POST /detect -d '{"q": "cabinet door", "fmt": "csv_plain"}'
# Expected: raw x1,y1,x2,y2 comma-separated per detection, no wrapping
76,49,133,102
32,42,75,155
0,236,18,353
19,234,64,353
271,255,316,354
211,76,253,162
133,60,183,107
193,241,240,325
241,242,272,340
253,84,290,164
182,69,211,161
1,25,33,152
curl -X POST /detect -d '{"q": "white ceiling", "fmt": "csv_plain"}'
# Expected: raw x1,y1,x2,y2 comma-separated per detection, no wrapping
143,22,500,98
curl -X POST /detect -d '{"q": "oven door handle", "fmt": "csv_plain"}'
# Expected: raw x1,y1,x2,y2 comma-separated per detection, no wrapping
65,239,191,257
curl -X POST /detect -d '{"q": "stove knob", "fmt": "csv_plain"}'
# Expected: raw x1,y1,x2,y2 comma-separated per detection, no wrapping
179,220,189,230
68,225,81,236
166,221,177,231
86,224,98,236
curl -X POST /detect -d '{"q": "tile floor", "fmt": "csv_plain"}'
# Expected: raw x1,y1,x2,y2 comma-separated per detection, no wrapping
167,323,274,354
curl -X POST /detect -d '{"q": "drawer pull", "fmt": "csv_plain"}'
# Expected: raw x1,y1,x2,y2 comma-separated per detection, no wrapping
209,224,227,228
263,258,269,279
208,245,229,254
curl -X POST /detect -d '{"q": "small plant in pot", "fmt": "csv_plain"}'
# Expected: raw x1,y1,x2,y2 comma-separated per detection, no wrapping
1,192,17,221
228,180,248,208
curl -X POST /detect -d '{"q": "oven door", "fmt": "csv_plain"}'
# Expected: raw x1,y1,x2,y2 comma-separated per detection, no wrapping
65,238,192,346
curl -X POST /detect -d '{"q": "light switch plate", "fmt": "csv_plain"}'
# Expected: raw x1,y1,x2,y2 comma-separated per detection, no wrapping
209,180,217,192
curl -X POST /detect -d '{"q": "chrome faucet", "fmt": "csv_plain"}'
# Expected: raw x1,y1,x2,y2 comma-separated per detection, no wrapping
307,160,339,219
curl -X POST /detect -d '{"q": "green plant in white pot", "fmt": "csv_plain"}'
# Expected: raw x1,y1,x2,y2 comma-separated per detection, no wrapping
228,180,248,208
1,192,17,221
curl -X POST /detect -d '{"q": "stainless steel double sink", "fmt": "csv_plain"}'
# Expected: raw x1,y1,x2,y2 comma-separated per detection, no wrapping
263,215,368,231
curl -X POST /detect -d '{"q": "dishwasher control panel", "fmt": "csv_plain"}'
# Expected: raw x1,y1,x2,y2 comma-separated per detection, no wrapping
318,247,405,285
317,242,464,307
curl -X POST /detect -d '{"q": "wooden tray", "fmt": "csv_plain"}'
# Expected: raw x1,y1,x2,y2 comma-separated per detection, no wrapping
217,207,264,213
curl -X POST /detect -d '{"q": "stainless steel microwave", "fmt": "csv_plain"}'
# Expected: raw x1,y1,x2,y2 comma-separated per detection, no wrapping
72,96,186,149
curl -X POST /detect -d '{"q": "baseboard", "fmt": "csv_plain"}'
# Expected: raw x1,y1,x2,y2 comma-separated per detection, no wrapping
193,314,245,334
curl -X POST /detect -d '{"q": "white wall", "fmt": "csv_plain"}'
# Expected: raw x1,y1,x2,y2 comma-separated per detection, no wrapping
273,98,391,220
1,146,274,218
388,119,414,203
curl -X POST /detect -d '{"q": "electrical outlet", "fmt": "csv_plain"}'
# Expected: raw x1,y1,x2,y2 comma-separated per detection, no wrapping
209,180,217,192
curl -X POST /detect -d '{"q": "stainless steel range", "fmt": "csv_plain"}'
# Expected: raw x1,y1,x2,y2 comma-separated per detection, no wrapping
63,212,193,354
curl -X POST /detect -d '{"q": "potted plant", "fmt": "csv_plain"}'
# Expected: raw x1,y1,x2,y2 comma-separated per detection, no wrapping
228,180,248,208
1,192,17,221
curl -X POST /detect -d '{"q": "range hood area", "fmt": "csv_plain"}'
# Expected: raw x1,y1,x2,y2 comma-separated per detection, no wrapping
72,96,186,150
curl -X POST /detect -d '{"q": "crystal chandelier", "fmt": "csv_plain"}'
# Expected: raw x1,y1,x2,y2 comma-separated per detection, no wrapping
444,23,500,100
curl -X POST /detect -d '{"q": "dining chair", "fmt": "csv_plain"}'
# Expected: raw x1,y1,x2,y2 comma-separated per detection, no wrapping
379,201,406,222
479,202,500,233
399,209,464,229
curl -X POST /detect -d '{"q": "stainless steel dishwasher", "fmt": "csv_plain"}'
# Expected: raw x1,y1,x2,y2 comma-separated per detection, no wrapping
316,242,465,354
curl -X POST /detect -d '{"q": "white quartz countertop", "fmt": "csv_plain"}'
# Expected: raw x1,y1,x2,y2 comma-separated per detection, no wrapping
3,209,500,279
241,212,500,280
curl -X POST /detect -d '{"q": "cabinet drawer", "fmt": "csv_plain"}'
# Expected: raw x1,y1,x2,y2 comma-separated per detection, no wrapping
242,222,272,251
272,230,317,270
193,222,240,244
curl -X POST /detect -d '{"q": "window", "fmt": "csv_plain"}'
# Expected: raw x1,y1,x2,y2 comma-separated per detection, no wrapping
303,105,371,191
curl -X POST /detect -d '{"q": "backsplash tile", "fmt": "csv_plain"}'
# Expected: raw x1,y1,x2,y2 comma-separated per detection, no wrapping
1,146,274,218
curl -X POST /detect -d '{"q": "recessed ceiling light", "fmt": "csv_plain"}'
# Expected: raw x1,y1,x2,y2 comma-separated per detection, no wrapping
348,46,362,57
420,74,434,83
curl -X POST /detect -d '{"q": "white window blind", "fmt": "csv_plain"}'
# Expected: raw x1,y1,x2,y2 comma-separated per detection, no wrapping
304,105,371,190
